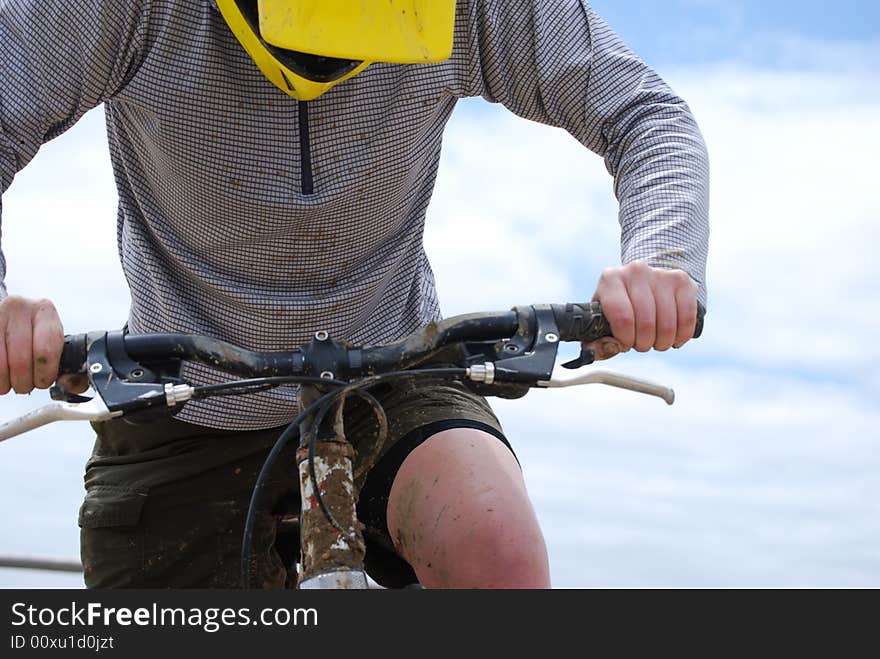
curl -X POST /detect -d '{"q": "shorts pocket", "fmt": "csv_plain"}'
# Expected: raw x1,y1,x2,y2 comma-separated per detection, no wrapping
78,484,147,588
78,484,147,528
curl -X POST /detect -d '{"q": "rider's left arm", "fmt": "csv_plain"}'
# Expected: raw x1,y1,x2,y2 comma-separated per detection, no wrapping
455,0,710,356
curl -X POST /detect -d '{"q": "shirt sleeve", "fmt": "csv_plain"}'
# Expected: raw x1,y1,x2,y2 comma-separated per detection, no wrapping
0,0,149,298
456,0,710,306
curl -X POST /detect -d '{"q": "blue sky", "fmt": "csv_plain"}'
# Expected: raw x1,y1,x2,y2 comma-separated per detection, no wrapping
1,1,878,588
591,0,879,65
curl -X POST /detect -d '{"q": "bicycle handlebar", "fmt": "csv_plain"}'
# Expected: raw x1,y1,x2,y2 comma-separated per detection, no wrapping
58,301,704,379
1,301,705,442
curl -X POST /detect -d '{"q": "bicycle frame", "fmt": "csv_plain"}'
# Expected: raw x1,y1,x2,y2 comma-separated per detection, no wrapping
295,385,369,589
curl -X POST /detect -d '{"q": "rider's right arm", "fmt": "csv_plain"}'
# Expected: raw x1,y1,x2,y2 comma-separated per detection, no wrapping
0,0,150,295
0,0,149,391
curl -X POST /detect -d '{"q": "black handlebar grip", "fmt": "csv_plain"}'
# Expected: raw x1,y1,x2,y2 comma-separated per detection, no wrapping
58,333,89,375
550,302,611,343
551,302,705,343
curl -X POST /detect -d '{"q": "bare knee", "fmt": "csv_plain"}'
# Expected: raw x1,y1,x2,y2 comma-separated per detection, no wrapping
387,428,550,589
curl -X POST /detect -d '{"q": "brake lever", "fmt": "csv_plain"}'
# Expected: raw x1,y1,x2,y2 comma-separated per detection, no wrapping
85,331,193,415
0,330,198,444
0,397,121,443
49,383,92,403
537,368,675,405
561,346,596,369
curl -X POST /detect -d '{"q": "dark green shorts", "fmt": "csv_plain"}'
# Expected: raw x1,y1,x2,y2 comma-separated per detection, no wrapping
78,378,509,589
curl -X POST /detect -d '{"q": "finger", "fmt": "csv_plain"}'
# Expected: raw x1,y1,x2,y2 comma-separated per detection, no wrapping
57,373,90,395
581,337,624,361
624,274,656,353
6,309,34,393
593,272,635,350
673,278,699,348
32,300,64,390
652,282,677,352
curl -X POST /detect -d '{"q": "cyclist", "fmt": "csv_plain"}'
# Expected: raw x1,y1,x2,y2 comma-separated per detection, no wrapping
0,1,708,588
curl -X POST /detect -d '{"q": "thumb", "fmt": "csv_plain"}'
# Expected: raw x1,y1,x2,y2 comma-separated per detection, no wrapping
582,337,624,361
56,373,90,395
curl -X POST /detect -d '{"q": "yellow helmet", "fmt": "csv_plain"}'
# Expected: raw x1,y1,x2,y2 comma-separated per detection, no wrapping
215,0,457,100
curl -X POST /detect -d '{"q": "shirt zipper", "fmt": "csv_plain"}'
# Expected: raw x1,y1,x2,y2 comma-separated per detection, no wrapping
298,101,314,195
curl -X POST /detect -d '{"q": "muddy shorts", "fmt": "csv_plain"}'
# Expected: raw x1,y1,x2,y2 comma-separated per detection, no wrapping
78,377,511,589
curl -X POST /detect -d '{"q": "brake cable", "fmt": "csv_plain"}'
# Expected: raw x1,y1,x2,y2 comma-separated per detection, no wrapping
240,367,466,588
191,375,343,399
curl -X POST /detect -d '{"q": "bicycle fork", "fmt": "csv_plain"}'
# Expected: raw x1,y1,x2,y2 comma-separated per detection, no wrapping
296,385,369,589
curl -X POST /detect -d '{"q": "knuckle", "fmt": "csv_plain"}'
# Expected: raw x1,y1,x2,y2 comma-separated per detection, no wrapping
7,353,28,372
657,311,676,331
35,298,58,314
33,349,57,368
36,325,64,347
599,296,630,320
626,260,650,275
637,317,655,334
604,300,631,320
1,295,25,313
680,275,698,296
597,267,622,285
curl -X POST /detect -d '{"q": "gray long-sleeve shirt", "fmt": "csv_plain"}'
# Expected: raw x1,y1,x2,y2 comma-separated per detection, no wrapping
0,0,710,430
